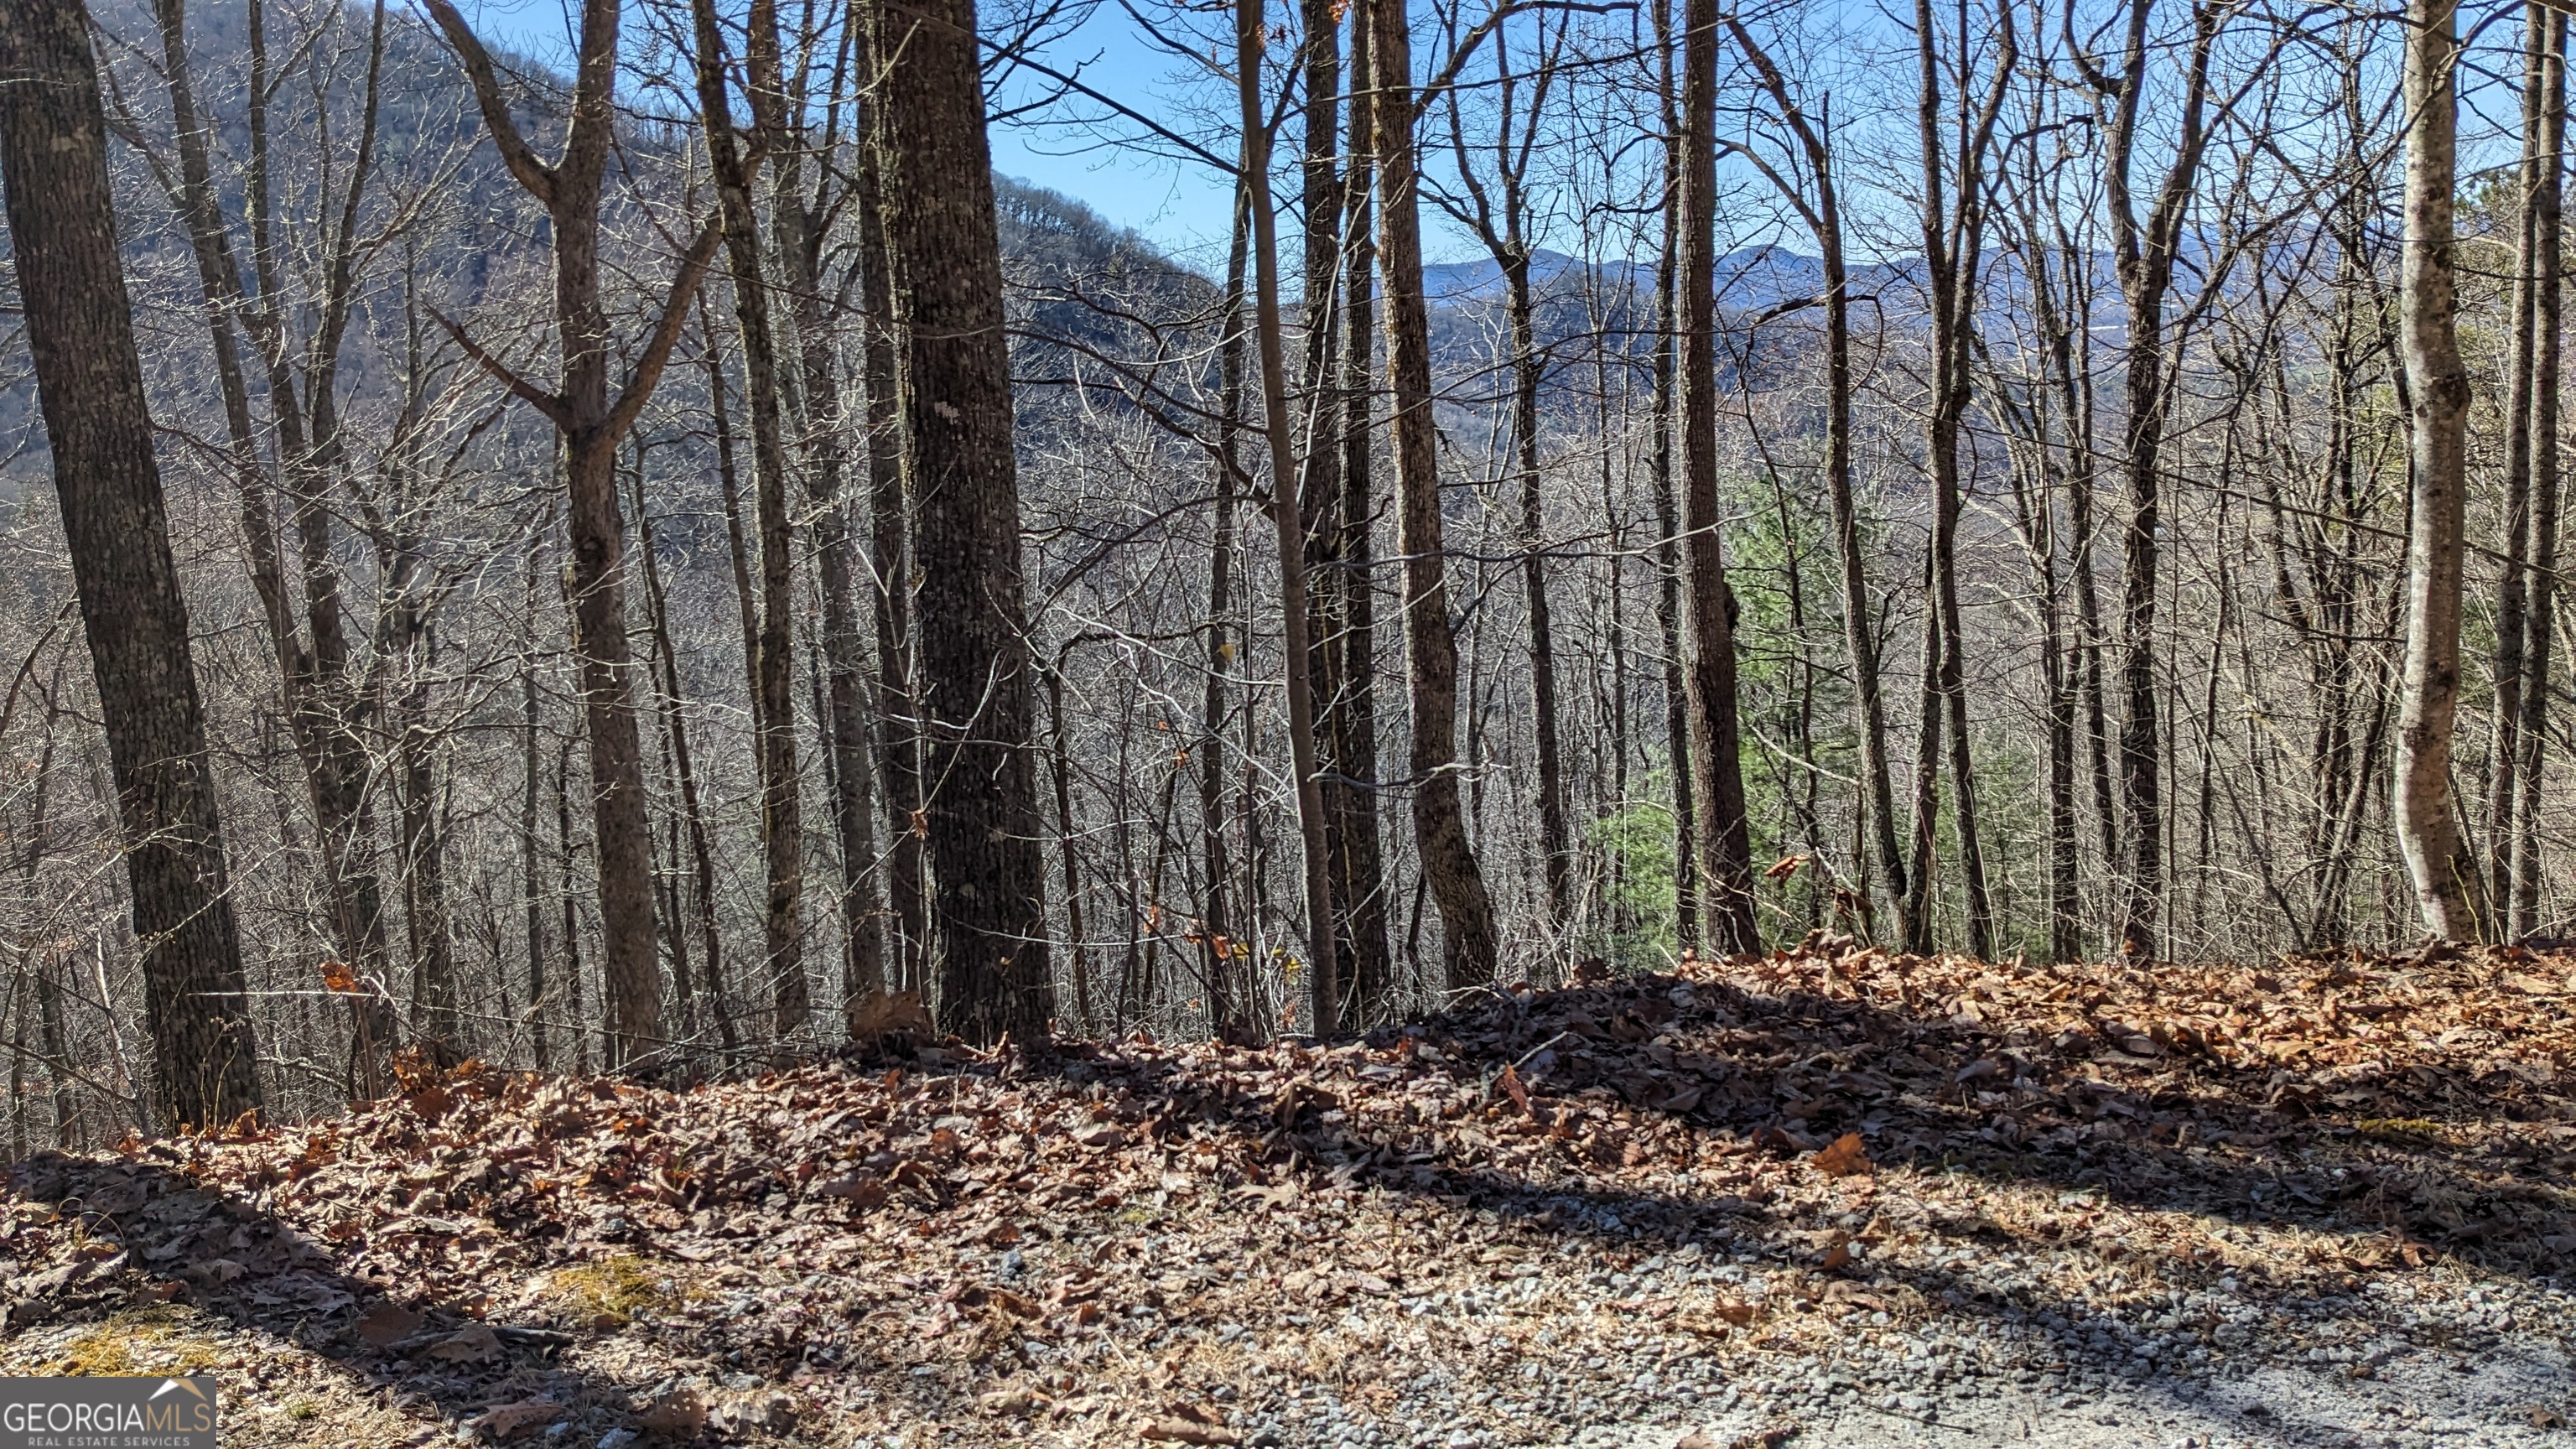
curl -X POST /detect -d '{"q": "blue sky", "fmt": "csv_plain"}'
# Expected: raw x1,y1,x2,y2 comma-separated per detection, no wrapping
449,0,1243,262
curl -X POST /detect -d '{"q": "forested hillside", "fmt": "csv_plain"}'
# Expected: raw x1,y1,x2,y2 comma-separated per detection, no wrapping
0,0,2572,1441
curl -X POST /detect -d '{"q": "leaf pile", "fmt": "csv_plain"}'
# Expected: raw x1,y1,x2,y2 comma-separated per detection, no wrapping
0,940,2567,1444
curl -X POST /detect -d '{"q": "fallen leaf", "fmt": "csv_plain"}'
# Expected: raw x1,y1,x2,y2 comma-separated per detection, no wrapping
804,1174,887,1208
635,1391,705,1436
424,1322,499,1363
1822,1280,1887,1311
354,1304,423,1348
1810,1132,1872,1178
978,1387,1046,1415
1140,1403,1243,1444
466,1398,559,1440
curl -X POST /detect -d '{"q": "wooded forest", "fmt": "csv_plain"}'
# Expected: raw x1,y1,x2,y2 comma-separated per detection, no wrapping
0,0,2558,1137
10,1,2576,1444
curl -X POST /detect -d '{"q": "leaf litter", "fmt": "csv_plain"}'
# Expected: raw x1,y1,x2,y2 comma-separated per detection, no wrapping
0,937,2571,1444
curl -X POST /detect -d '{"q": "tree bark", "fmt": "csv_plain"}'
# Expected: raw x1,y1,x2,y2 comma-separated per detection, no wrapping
1649,0,1698,953
691,0,808,1033
1333,9,1395,1017
1368,0,1499,989
424,0,717,1065
1238,0,1343,1032
0,0,263,1130
1677,0,1758,954
2490,2,2551,927
875,0,1054,1041
2511,9,2567,938
2394,0,2475,940
852,41,929,996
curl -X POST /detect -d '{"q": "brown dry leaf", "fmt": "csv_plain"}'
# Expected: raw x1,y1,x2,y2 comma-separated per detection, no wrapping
423,1322,499,1362
465,1398,559,1440
1822,1280,1887,1311
1712,1301,1758,1326
805,1173,887,1208
1498,1064,1532,1116
353,1303,423,1348
1140,1403,1243,1445
408,1083,453,1123
1820,1237,1853,1272
635,1391,705,1436
978,1387,1046,1415
1810,1131,1872,1177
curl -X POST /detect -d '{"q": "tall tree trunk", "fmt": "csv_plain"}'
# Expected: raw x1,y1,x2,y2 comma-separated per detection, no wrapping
1238,0,1342,1032
691,0,807,1032
2511,10,2568,938
1202,190,1249,1031
874,0,1054,1041
2098,0,2219,959
1368,0,1499,989
763,12,887,1018
2490,1,2552,925
1677,0,1758,954
630,456,739,1048
1911,0,2012,958
0,0,263,1130
1721,19,1907,938
1503,259,1571,930
140,0,396,1093
1649,0,1698,953
854,67,929,997
1334,12,1395,1017
2394,0,2475,940
522,554,551,1069
425,0,716,1064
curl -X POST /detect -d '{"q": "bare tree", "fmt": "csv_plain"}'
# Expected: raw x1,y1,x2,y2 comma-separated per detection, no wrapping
423,0,719,1064
1369,0,1501,987
0,0,262,1129
1676,0,1757,953
2392,0,2472,940
873,0,1056,1040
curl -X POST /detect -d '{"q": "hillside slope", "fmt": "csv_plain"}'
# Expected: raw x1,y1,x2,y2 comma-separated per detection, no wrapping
1,943,2568,1446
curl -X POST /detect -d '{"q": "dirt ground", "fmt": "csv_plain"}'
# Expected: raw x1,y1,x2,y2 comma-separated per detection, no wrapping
3,941,2569,1447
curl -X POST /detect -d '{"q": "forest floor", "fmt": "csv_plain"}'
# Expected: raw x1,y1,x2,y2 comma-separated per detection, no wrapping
1,939,2573,1448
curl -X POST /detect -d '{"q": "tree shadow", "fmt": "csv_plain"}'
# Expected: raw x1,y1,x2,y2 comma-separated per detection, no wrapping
0,1146,695,1446
0,953,2562,1446
994,957,2573,1439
